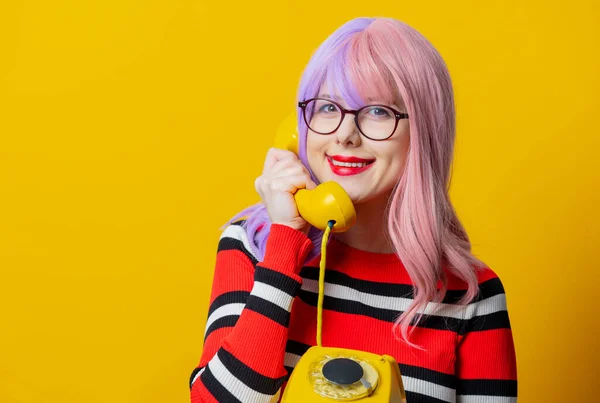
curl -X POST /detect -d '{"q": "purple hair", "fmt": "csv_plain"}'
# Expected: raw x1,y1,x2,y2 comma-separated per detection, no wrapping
226,17,485,346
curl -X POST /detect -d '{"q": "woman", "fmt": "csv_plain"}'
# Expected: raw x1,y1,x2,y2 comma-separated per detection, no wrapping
190,17,517,403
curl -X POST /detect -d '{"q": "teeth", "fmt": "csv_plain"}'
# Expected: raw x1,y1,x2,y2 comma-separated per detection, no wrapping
330,159,370,168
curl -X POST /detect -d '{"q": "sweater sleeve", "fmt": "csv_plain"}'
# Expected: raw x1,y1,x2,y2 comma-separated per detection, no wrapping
189,223,313,403
456,269,518,402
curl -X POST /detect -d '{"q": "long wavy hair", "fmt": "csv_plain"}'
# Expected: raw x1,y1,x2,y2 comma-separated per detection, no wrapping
227,17,485,346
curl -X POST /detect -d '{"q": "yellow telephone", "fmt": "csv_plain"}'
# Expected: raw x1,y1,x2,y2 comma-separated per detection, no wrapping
273,113,407,402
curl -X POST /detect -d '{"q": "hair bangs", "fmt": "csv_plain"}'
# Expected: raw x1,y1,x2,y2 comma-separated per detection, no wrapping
317,35,402,111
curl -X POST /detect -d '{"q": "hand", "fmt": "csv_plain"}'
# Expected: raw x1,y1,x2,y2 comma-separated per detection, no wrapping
254,148,317,234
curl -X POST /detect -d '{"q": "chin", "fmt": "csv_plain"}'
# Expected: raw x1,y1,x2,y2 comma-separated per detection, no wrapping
338,186,367,204
351,187,395,206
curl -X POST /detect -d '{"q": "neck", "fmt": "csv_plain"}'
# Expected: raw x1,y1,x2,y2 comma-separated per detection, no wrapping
332,192,394,254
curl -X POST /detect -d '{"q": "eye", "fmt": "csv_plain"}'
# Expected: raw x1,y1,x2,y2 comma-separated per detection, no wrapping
365,106,392,119
317,102,340,114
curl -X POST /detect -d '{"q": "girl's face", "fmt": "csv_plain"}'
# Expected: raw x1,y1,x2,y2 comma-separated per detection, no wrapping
306,92,411,205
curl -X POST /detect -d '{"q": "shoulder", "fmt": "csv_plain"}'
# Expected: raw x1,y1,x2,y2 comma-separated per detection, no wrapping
443,262,511,322
463,266,511,327
218,219,259,265
445,263,507,297
474,266,508,301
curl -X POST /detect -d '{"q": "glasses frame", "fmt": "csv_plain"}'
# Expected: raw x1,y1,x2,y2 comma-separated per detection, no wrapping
298,98,409,141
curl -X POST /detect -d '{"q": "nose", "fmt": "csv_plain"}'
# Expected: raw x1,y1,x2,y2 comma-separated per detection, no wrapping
333,113,361,147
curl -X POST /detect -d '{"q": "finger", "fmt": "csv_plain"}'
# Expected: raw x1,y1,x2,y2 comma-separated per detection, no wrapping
270,162,316,190
262,147,298,174
270,162,307,178
269,174,314,194
254,176,266,196
269,157,298,173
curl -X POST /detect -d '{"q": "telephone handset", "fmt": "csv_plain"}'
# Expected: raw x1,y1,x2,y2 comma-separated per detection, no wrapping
273,112,356,233
273,113,407,402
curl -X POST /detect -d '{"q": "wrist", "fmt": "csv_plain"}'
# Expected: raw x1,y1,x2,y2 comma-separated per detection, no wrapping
260,224,313,277
272,220,310,235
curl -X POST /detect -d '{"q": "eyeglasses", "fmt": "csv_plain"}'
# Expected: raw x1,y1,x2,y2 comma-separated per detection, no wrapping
298,98,409,141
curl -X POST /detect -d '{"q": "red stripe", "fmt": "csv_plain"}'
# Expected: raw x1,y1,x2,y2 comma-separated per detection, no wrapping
289,298,457,375
260,224,313,281
190,377,219,403
199,327,233,368
457,328,517,379
307,243,498,292
223,309,290,379
474,267,499,284
209,249,254,305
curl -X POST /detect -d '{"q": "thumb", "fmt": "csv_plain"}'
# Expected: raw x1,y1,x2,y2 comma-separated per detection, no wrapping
306,177,318,191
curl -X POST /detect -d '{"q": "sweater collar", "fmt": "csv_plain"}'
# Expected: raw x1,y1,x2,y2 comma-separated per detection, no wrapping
324,236,401,266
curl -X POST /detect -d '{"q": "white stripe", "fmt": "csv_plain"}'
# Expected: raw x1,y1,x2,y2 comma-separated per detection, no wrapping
208,353,274,403
251,282,294,311
403,375,455,402
221,224,257,260
191,368,205,386
463,293,507,319
301,279,506,320
283,352,302,368
204,303,245,338
458,396,516,403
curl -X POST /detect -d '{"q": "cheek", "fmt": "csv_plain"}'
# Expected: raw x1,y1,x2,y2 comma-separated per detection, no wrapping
305,133,325,173
306,132,327,153
378,137,410,183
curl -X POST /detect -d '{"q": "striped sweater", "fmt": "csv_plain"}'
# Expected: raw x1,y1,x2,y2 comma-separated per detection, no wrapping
190,221,518,402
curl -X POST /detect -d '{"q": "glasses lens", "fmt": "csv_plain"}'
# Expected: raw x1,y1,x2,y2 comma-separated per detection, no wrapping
357,106,397,140
304,99,342,134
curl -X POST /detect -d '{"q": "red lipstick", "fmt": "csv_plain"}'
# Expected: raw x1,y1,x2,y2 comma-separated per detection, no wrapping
327,155,375,176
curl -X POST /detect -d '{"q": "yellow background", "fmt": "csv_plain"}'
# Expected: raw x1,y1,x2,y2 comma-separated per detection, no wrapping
1,1,598,402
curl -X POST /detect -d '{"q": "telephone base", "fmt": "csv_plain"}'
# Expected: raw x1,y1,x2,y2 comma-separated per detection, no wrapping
281,346,406,402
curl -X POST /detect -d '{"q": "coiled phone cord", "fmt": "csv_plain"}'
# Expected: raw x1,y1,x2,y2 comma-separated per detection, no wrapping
316,220,335,347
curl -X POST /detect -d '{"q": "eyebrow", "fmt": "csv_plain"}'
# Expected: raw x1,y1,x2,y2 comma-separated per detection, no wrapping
318,93,402,107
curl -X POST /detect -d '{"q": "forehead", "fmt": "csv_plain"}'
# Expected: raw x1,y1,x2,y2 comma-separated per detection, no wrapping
316,83,400,107
318,92,384,102
316,91,402,110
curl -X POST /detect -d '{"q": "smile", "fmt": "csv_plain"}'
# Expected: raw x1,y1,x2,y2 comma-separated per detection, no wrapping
327,155,375,176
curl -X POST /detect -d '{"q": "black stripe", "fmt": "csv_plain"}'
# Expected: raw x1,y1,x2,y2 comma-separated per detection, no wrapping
204,316,239,342
200,365,242,403
463,310,512,334
477,277,506,300
207,291,250,317
404,391,449,403
246,295,290,326
285,339,312,356
297,289,465,332
218,348,286,395
218,237,258,266
457,379,517,397
284,365,294,376
399,363,456,389
255,266,301,296
300,267,416,298
299,267,506,302
189,367,203,389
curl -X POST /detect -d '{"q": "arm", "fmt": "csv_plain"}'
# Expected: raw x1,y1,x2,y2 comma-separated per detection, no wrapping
456,269,518,402
190,222,313,403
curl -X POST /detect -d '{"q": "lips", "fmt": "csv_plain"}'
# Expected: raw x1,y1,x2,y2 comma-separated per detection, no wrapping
327,154,375,176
